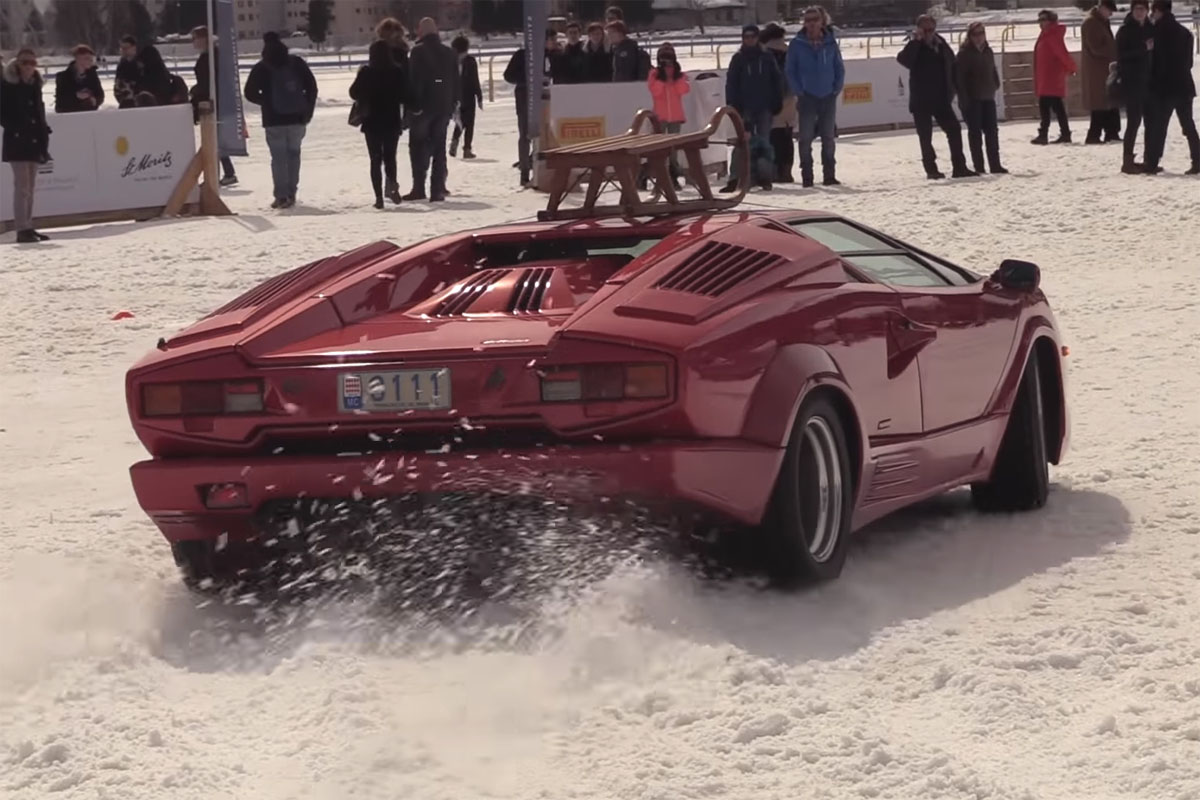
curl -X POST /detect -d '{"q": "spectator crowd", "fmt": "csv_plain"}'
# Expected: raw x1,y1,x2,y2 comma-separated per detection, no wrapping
2,1,1198,244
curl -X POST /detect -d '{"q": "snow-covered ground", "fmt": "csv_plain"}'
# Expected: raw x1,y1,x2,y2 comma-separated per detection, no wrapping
5,57,1200,800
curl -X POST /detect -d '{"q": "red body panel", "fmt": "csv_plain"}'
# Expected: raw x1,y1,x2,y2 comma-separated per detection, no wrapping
125,210,1068,546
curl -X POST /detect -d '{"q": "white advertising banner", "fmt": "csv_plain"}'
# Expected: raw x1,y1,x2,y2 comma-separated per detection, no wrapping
0,104,198,224
545,54,1007,159
548,69,730,171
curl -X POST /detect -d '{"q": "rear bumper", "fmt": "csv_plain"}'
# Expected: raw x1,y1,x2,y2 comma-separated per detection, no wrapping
130,440,785,542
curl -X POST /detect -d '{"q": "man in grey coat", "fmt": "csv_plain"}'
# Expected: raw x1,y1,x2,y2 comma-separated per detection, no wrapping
406,17,459,201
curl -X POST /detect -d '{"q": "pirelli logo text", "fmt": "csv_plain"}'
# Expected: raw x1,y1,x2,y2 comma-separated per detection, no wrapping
557,117,606,143
842,83,873,105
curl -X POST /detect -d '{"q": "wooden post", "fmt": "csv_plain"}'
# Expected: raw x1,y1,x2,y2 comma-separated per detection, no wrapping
198,101,231,216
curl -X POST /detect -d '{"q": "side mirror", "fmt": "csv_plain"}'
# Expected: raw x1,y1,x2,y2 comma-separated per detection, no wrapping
991,259,1040,292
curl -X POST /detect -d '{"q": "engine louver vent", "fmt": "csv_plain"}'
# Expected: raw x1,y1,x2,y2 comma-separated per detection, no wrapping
208,257,332,317
654,242,785,297
430,269,510,317
508,267,553,314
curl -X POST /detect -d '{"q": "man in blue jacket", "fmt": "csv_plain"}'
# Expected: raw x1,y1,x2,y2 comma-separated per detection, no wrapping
787,7,845,186
722,24,783,192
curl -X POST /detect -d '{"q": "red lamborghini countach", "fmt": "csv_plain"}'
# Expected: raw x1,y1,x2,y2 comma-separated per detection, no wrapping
126,210,1068,587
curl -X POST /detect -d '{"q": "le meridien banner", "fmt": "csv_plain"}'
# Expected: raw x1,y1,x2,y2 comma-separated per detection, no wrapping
213,0,248,157
0,105,199,223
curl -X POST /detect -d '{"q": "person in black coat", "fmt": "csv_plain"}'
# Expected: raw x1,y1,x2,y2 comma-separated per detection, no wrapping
1116,0,1155,172
188,26,237,186
404,18,460,201
55,44,104,113
1,50,52,243
114,35,142,108
244,33,318,208
138,45,188,105
608,21,649,82
449,35,483,159
557,21,588,84
722,25,784,192
583,22,612,82
376,18,411,72
897,15,973,179
350,40,408,208
503,27,558,186
1142,0,1199,174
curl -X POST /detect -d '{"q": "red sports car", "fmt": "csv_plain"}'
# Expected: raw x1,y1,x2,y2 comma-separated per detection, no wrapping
126,209,1068,588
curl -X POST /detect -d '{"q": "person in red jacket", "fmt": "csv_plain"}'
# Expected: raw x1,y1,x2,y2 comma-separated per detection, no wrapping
1032,9,1077,144
647,43,690,186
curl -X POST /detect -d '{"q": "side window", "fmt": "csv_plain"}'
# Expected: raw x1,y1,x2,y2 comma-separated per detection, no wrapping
788,219,974,287
845,254,949,288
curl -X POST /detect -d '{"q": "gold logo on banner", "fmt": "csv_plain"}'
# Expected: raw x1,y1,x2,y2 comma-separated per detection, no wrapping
558,117,606,143
842,83,873,105
115,136,130,155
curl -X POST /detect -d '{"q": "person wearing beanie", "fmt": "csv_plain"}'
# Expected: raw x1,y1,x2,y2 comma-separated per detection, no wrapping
54,44,103,113
1081,0,1121,143
760,23,797,183
243,31,318,208
722,23,783,191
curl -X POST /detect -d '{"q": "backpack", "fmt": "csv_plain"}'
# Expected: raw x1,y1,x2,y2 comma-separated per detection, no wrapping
270,60,309,117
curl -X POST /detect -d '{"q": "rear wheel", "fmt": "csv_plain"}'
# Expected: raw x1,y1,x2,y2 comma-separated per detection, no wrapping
170,540,233,593
761,395,854,586
971,349,1050,511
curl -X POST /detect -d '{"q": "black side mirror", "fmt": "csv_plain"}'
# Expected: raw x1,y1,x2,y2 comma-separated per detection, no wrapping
991,259,1040,292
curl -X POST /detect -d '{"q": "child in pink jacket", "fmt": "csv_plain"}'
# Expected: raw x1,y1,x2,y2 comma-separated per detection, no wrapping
647,44,690,184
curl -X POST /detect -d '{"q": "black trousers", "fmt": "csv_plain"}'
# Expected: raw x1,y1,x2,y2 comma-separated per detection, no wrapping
912,105,966,174
1086,108,1121,141
770,126,794,180
364,126,400,199
1038,96,1070,136
515,86,530,174
961,99,1001,172
452,103,477,152
1144,94,1200,169
1124,96,1146,162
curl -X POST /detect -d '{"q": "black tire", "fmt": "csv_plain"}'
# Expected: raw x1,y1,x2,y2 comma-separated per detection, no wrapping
761,395,855,586
170,540,229,593
971,349,1050,512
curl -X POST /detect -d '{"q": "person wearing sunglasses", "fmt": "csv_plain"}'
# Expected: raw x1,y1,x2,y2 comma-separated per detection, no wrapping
897,14,974,179
955,22,1007,174
1,48,52,244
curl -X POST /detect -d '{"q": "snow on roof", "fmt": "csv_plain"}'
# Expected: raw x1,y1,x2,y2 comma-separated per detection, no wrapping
652,0,748,9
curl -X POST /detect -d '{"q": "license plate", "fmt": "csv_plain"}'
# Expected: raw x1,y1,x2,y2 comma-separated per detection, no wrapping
339,369,451,412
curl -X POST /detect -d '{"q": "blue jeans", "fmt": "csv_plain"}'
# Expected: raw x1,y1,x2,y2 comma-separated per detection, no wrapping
798,93,837,178
264,124,306,201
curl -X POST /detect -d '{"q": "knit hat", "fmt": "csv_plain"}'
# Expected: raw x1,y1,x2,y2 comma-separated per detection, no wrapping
741,24,759,37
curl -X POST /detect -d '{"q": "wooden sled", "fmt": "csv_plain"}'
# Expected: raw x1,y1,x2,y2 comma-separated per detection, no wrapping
536,106,750,222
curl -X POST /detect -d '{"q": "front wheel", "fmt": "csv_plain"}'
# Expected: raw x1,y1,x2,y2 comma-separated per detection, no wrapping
971,348,1050,512
761,395,855,586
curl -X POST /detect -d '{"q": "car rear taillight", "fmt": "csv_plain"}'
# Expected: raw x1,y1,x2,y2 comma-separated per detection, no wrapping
540,364,669,402
141,379,264,417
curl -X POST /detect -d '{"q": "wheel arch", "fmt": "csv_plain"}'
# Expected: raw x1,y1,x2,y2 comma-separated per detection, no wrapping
741,344,866,499
1033,335,1066,465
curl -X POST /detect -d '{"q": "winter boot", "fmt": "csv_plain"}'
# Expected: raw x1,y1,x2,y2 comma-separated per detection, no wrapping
386,181,402,204
822,167,840,186
15,229,38,243
374,197,385,209
403,188,426,201
951,164,978,178
990,165,1009,174
463,148,476,160
801,167,814,188
1052,131,1072,144
719,179,739,194
1031,132,1049,145
520,169,531,186
1121,158,1143,174
449,133,460,158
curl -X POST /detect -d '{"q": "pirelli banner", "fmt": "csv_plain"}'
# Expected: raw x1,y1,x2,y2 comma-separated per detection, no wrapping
548,53,1006,142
